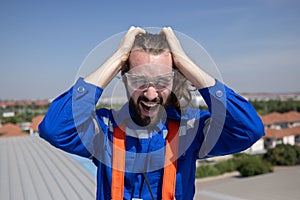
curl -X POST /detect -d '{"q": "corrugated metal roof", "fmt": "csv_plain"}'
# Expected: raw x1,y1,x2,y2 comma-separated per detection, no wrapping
0,136,96,200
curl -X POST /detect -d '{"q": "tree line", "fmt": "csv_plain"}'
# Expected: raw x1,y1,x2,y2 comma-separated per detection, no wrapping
196,144,300,178
250,100,300,115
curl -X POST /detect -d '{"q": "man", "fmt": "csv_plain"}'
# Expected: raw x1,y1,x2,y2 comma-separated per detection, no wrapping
39,26,264,200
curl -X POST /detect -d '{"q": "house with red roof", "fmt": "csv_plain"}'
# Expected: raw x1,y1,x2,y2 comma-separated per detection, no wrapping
260,111,300,148
1,109,300,153
0,123,28,138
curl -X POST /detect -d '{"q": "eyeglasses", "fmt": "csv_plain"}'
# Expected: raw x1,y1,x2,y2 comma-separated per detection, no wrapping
124,72,174,91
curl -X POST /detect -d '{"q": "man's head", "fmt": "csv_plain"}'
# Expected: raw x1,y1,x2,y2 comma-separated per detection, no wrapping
122,32,190,126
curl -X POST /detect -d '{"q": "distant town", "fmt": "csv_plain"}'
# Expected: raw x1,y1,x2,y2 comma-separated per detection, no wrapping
1,92,300,153
241,92,300,101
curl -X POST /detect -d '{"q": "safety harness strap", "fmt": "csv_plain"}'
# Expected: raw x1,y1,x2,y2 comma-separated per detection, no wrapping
162,119,179,200
111,124,126,200
112,120,179,200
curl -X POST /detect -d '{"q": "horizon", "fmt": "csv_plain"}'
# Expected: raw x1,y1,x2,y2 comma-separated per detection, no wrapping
1,0,299,100
1,91,300,102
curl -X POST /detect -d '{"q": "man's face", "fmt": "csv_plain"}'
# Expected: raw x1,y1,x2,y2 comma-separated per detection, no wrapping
125,50,173,126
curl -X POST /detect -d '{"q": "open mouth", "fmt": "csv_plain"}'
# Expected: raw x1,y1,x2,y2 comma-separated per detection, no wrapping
140,101,160,117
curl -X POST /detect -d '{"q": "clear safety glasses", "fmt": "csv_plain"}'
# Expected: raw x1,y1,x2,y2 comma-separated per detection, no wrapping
124,72,174,91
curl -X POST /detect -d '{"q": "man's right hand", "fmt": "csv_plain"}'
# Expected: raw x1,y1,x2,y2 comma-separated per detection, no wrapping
84,26,145,88
116,26,146,65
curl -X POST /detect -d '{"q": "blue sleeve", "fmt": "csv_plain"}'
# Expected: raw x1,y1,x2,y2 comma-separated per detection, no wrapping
198,80,265,158
38,78,103,158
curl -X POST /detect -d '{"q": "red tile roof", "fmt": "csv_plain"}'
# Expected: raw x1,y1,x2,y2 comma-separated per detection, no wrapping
0,123,28,138
0,100,50,107
260,111,300,125
264,126,300,139
30,115,44,132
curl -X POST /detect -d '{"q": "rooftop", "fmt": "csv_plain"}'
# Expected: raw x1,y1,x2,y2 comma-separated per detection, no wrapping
264,126,300,139
0,123,27,138
0,136,96,200
260,111,300,125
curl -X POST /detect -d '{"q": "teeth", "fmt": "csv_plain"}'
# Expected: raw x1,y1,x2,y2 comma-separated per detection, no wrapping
142,102,158,107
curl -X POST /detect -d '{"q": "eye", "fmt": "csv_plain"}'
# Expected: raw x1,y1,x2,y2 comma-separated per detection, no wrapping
131,79,142,86
129,77,148,89
156,78,171,89
137,80,148,88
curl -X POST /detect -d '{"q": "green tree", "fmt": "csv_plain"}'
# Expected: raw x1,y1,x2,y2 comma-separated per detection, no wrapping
250,100,300,114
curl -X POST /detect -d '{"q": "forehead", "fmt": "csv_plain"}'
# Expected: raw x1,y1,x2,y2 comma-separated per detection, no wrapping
128,50,172,73
129,50,172,77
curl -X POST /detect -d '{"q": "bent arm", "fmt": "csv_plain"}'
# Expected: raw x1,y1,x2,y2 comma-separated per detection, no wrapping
198,80,265,158
162,27,264,157
162,27,216,89
39,27,145,157
84,26,145,88
39,78,103,158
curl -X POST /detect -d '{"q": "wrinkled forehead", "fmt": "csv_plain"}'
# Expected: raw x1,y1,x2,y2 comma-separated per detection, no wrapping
128,50,173,74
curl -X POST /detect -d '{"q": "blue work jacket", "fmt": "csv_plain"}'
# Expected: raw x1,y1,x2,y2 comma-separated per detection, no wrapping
39,78,264,200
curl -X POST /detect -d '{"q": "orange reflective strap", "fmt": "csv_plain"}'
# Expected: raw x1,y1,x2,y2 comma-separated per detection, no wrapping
112,120,179,200
162,119,179,200
111,125,126,200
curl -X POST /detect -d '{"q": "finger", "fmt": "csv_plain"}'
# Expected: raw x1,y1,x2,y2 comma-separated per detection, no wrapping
118,26,146,55
135,26,146,35
161,27,175,41
161,27,169,35
127,26,146,36
124,26,146,43
166,27,177,39
128,26,136,32
167,26,173,32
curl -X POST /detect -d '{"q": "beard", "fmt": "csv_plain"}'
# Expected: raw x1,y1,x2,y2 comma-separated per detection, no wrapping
128,94,169,127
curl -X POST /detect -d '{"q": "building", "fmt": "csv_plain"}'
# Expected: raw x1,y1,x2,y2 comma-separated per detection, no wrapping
2,100,300,153
0,123,28,138
241,93,300,101
0,99,50,117
260,111,300,148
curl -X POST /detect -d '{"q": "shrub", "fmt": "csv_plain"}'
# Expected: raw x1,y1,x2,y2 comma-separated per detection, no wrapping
196,153,276,179
237,155,273,177
264,144,299,166
196,165,221,178
295,145,300,164
214,159,238,174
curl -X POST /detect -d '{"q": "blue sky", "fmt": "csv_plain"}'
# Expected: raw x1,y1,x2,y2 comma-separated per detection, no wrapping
1,0,299,100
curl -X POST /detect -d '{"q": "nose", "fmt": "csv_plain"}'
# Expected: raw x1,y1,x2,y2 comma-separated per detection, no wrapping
144,85,158,100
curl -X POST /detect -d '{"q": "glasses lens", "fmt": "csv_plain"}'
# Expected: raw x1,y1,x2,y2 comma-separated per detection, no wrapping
126,75,147,89
126,72,174,90
154,75,173,89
